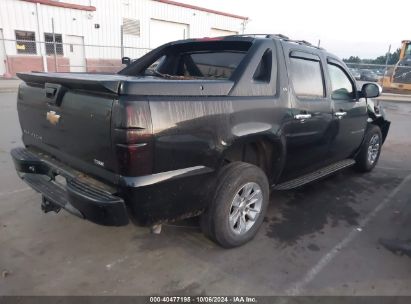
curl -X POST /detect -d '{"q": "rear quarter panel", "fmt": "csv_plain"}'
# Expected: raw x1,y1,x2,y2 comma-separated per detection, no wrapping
148,95,290,174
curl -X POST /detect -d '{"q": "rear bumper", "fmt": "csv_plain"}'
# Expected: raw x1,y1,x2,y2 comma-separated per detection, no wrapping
11,147,129,226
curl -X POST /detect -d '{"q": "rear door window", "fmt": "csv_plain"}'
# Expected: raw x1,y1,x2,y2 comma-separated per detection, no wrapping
289,56,325,98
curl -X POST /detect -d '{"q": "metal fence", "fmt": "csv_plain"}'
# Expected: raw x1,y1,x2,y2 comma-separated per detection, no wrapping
344,61,411,93
0,36,152,76
344,62,394,86
1,34,411,95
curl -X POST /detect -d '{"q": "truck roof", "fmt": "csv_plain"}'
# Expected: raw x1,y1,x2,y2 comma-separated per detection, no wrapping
163,34,337,62
192,34,325,51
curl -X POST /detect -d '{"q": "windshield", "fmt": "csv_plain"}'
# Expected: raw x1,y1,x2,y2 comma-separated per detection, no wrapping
405,43,411,57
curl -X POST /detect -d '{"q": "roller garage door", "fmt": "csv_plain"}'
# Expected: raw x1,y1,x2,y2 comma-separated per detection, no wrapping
210,28,238,37
150,19,189,48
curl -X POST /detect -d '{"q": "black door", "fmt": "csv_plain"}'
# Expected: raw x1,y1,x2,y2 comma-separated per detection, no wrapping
280,50,335,181
326,59,368,161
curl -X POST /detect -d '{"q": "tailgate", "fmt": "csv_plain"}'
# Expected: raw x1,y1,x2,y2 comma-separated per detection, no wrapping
17,73,121,177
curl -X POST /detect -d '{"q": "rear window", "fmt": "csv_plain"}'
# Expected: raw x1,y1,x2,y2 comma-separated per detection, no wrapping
120,40,252,79
178,52,246,79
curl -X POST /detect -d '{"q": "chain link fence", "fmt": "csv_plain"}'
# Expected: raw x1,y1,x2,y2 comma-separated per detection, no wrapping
0,36,152,76
2,34,411,95
344,42,411,94
345,63,389,80
344,61,411,94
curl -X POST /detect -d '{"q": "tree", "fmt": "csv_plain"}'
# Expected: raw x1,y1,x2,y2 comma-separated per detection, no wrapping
373,55,388,65
388,48,401,65
343,56,361,63
343,48,401,65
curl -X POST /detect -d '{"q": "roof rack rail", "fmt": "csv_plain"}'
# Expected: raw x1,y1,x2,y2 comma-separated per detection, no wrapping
225,33,290,39
295,40,312,46
288,39,324,50
267,34,290,40
221,33,325,50
223,34,273,38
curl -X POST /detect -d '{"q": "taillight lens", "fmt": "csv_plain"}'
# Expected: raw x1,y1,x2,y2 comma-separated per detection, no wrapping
113,100,153,176
115,142,153,176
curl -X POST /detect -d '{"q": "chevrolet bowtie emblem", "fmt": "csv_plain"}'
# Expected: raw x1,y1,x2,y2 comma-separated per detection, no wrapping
46,111,60,125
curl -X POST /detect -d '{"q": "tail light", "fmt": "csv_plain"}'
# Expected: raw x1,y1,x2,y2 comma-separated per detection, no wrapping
113,100,153,176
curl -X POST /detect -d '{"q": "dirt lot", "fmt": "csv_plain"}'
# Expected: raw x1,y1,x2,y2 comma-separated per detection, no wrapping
1,92,411,296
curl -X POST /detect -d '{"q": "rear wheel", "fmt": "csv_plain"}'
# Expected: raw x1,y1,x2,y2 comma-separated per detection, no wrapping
200,162,269,248
355,125,382,172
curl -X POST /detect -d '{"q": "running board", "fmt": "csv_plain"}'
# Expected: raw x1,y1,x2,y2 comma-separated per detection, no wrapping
273,159,356,190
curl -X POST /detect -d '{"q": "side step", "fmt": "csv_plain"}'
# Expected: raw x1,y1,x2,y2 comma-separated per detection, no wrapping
273,159,356,190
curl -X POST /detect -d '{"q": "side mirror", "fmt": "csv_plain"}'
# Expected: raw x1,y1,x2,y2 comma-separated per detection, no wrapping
122,57,131,65
361,83,382,98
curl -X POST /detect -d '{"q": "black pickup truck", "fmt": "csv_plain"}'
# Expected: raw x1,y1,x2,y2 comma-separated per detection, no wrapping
11,34,390,248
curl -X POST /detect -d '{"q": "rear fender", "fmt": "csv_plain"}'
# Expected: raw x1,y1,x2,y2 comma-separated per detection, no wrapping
219,133,287,184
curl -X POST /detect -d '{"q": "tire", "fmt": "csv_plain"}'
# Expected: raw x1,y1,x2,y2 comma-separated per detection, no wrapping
200,162,269,248
355,125,382,172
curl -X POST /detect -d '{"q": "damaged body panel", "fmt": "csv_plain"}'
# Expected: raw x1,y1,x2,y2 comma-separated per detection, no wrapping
11,35,390,239
366,98,391,143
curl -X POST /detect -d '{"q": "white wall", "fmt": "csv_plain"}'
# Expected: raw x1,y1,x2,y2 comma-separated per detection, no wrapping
0,0,246,60
0,29,6,75
210,28,238,37
149,19,189,49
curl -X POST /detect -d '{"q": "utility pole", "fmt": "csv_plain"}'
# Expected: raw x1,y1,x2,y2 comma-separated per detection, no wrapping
241,19,247,34
120,25,124,58
36,3,47,72
51,18,58,72
382,44,391,91
384,44,392,68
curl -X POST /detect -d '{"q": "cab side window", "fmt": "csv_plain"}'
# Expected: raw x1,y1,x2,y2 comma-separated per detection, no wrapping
327,63,355,100
289,57,325,99
253,49,272,83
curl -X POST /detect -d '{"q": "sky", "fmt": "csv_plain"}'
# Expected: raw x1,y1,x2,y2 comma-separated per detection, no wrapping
178,0,410,59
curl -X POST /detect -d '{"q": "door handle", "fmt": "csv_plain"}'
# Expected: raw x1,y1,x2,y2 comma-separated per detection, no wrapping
335,111,347,118
294,114,312,120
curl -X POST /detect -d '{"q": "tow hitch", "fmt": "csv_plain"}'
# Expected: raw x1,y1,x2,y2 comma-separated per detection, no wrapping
41,196,61,214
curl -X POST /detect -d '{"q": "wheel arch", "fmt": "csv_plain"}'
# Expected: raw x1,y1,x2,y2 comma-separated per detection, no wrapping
219,134,286,184
369,118,390,144
366,99,391,144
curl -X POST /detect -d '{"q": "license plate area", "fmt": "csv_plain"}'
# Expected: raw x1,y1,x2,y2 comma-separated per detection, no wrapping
54,174,67,187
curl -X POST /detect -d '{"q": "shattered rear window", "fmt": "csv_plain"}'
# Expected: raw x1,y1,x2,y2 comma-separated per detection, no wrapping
135,40,252,80
179,52,246,79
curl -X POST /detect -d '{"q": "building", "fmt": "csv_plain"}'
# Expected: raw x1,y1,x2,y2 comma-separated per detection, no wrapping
0,0,248,76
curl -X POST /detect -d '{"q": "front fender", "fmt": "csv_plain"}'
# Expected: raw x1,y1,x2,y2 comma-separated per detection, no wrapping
367,98,390,143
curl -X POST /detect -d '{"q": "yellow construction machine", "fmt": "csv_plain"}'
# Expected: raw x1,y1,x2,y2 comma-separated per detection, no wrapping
380,40,411,93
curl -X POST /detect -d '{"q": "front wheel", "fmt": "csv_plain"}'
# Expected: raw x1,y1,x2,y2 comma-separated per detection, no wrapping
200,162,269,248
355,125,382,172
